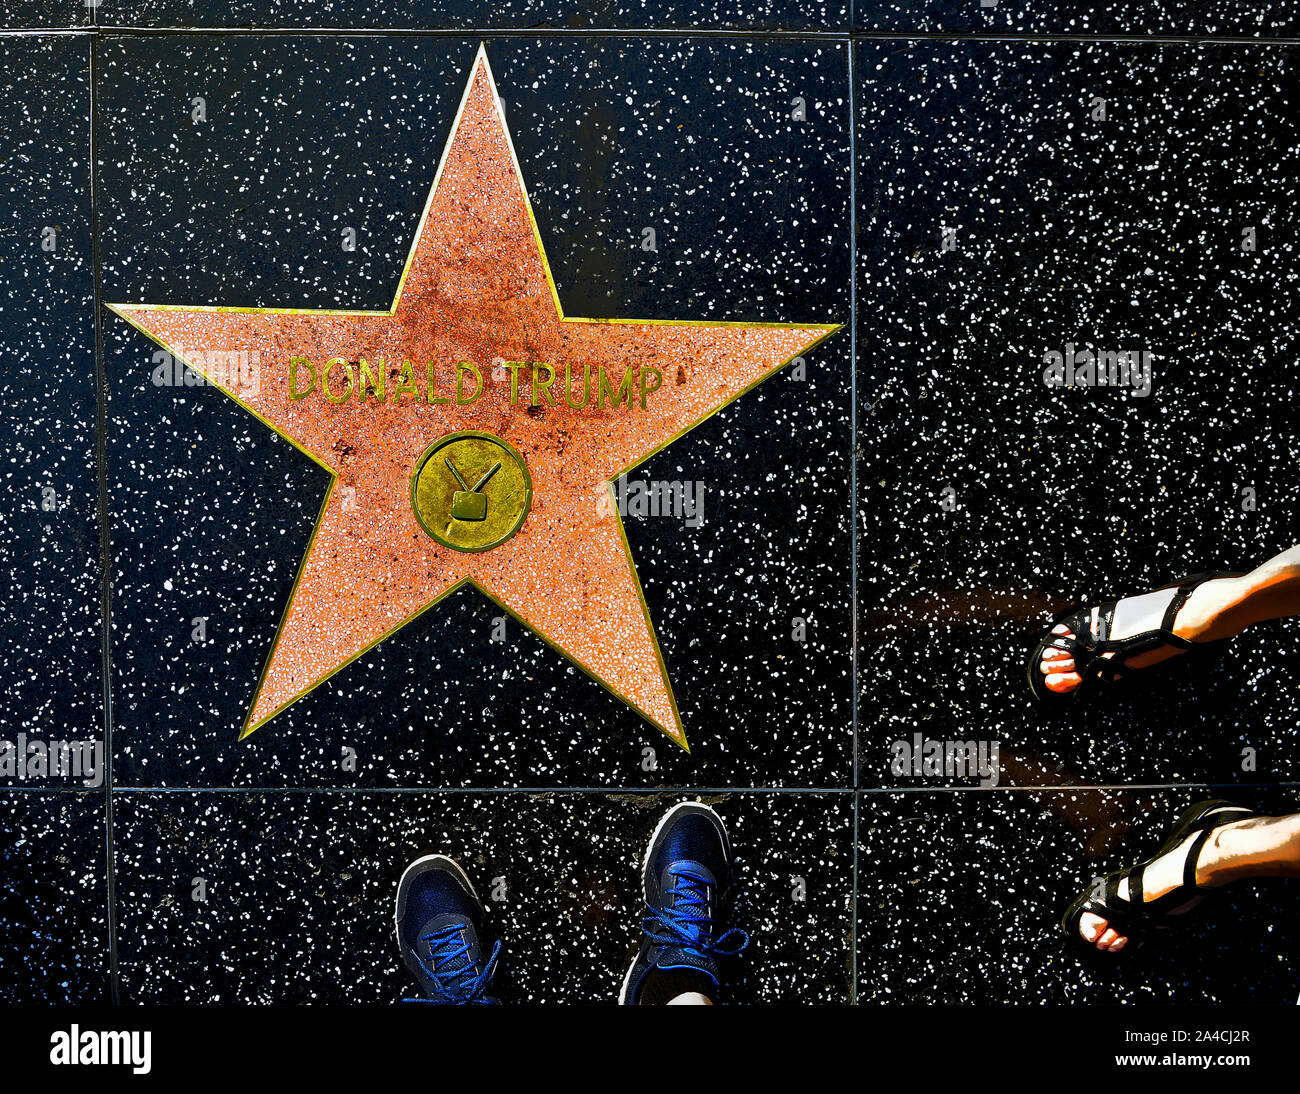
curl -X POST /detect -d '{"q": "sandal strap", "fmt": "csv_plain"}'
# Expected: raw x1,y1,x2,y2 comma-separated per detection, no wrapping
1075,869,1147,936
1123,860,1147,910
1088,825,1217,926
1183,827,1214,892
1066,798,1251,943
1102,584,1196,655
1044,574,1218,685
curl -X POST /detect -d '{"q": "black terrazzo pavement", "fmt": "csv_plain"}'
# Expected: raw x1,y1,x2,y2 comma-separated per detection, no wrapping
859,786,1300,1003
857,39,1300,790
95,0,851,32
0,792,108,1003
113,791,852,1003
854,2,1300,37
0,35,102,789
2,10,1298,1005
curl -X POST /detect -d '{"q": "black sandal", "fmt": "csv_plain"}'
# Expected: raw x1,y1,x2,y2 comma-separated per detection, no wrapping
1027,571,1240,703
1060,799,1257,949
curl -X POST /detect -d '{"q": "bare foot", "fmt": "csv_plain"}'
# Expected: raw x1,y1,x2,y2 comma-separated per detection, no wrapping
1039,576,1241,695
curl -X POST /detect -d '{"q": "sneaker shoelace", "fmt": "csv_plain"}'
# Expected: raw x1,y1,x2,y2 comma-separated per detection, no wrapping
403,925,501,1005
641,867,749,958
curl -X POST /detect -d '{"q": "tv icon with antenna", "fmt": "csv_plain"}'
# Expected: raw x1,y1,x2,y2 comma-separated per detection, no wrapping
411,431,533,554
446,456,500,522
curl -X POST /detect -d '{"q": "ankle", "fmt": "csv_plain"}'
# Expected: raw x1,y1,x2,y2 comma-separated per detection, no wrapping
1173,577,1248,643
1194,816,1300,886
1193,826,1236,888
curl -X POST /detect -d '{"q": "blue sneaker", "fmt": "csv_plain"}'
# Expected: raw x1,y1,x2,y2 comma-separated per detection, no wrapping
619,802,749,1005
394,854,501,1004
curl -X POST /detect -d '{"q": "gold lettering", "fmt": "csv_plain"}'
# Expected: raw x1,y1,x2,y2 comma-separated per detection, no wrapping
456,360,483,405
563,360,591,409
357,358,385,402
505,361,526,405
289,356,316,399
299,355,655,413
598,366,635,409
426,360,450,404
532,362,556,406
391,360,418,401
323,357,354,403
639,366,662,408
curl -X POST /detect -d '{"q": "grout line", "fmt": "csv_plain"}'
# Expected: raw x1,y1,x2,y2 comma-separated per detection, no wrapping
851,789,859,1005
0,786,109,795
100,784,860,795
858,782,1300,794
3,26,1300,46
42,781,1297,795
847,37,859,1005
86,29,120,1006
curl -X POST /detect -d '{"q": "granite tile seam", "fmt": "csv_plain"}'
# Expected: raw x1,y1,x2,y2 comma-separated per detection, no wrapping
8,28,1300,45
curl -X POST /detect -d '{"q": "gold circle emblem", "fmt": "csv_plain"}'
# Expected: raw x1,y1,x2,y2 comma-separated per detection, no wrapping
410,431,532,553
